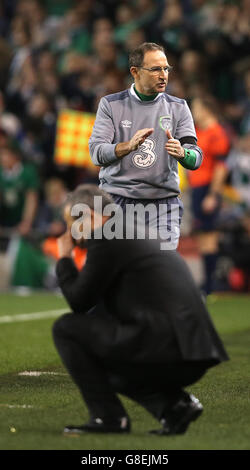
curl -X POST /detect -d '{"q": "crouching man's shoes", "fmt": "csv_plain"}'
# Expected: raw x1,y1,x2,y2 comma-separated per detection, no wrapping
149,393,203,436
64,416,130,435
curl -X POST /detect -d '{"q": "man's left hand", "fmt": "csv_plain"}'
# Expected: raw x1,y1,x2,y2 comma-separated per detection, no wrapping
58,229,74,258
18,220,32,236
165,129,184,159
202,194,218,214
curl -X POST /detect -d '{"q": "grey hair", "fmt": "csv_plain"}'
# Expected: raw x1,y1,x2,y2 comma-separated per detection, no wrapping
64,184,114,215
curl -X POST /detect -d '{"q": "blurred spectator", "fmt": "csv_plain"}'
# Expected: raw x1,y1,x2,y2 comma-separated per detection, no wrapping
92,17,114,47
60,68,95,112
157,0,196,55
218,212,250,293
0,91,22,138
179,49,210,93
204,131,250,291
114,0,159,46
0,37,12,89
217,132,250,291
17,0,48,49
9,15,32,76
225,133,250,213
233,68,250,134
114,3,139,45
15,0,63,49
6,55,39,118
0,127,9,148
188,96,231,295
0,2,8,37
14,90,57,178
5,175,67,291
201,31,234,102
102,69,126,95
0,141,39,236
35,177,67,237
124,28,147,55
53,2,92,61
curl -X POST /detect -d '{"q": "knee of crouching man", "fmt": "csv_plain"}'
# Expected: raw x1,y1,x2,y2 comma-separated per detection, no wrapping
52,312,72,339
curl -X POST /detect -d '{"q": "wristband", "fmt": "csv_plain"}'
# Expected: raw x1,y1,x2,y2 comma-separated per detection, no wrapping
179,149,197,170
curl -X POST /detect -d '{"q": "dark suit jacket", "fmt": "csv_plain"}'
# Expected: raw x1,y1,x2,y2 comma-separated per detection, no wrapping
56,228,228,370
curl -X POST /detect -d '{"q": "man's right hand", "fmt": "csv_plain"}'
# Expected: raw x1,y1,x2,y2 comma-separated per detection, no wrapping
129,128,154,151
115,128,154,158
58,229,74,259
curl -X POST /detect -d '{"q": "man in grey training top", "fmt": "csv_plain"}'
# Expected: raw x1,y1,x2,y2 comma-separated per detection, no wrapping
89,42,203,249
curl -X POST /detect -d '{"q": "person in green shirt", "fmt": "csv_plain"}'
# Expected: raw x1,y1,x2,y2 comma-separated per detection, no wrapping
0,142,39,236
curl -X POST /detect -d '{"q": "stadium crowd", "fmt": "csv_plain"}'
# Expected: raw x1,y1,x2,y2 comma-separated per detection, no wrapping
0,0,250,292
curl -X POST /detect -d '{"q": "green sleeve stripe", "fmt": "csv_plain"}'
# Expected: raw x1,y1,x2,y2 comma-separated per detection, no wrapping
179,149,197,170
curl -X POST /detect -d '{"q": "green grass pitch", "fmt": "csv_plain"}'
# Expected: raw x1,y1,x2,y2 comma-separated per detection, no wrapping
0,292,250,450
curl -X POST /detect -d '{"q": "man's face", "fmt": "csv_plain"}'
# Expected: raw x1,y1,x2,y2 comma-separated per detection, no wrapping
131,50,170,95
0,148,18,170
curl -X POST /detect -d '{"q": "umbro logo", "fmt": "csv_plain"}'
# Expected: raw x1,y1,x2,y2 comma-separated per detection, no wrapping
121,120,132,128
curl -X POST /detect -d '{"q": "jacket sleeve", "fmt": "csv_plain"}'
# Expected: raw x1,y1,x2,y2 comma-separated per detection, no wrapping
89,97,120,167
56,242,119,313
175,100,203,170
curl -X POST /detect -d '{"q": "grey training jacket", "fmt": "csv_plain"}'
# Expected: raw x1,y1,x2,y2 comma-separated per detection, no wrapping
89,84,202,199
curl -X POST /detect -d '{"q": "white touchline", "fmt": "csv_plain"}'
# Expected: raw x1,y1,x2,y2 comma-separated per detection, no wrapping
0,404,34,408
18,371,67,376
0,309,67,324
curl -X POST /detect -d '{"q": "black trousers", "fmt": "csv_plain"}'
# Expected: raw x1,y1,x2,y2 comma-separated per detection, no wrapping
53,313,208,422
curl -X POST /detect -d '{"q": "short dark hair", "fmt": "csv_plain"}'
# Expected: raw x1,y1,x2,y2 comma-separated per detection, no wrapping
129,42,166,68
65,184,114,214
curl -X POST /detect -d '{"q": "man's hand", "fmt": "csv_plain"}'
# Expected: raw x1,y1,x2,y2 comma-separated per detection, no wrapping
58,229,74,258
49,221,66,237
129,128,154,151
165,129,184,159
17,220,32,236
115,128,154,158
202,194,218,214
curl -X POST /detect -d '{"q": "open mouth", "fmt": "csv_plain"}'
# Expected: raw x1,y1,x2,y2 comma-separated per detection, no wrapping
157,83,166,89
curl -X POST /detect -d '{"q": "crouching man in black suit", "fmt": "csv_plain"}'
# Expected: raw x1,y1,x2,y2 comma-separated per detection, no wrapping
52,184,228,435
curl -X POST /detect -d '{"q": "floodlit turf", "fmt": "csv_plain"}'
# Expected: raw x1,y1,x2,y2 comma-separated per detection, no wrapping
0,292,250,450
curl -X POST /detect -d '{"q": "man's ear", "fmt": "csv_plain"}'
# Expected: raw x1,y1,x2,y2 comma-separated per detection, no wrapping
130,66,138,79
